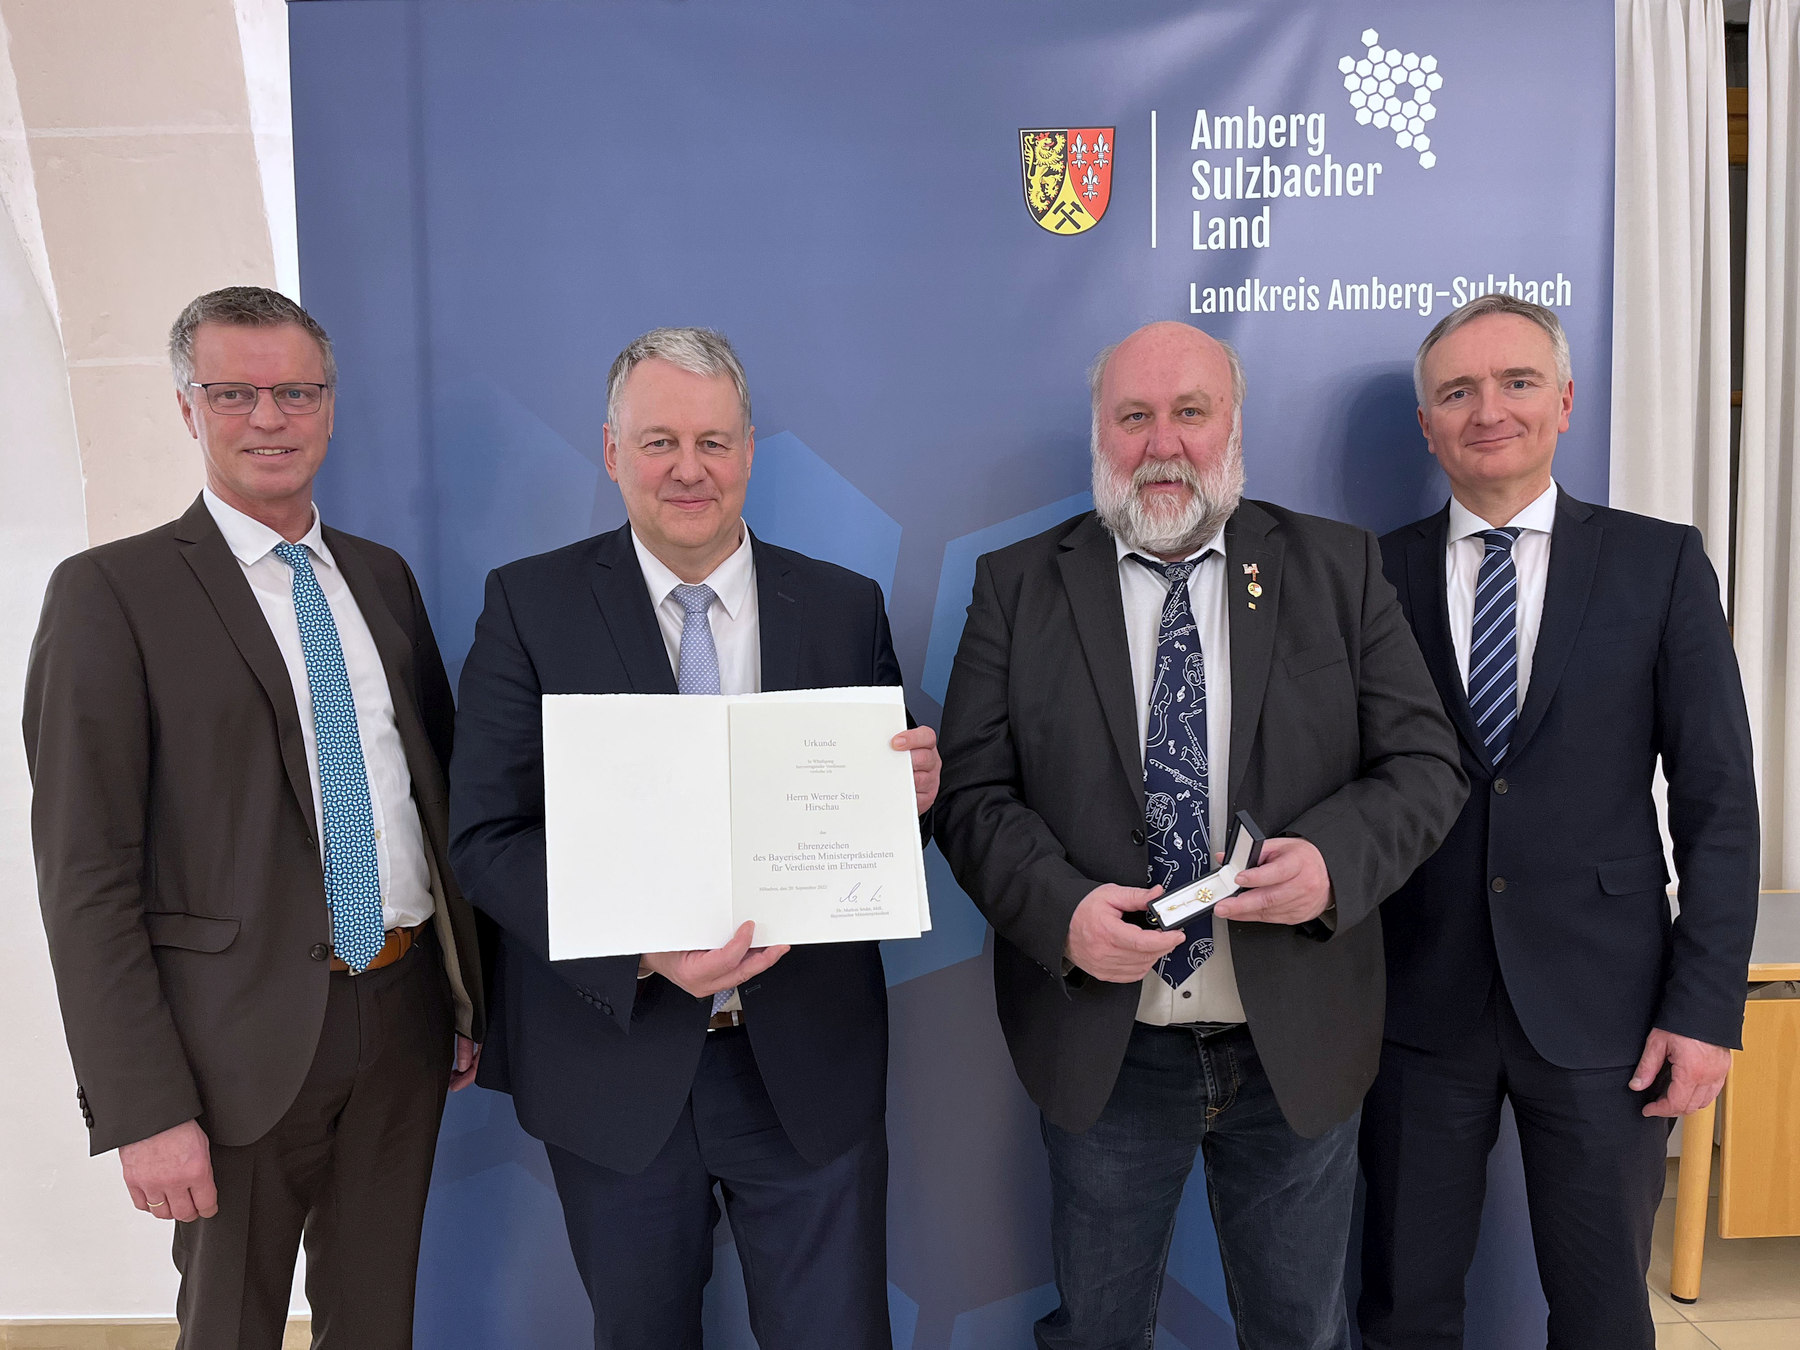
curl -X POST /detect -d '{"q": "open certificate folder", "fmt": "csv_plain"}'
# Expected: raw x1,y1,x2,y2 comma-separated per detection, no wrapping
542,686,931,959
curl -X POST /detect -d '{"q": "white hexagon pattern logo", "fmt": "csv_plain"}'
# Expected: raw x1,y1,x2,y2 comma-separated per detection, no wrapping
1339,27,1441,168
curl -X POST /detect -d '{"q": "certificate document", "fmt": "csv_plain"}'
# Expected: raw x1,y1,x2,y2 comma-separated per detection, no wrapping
543,686,930,959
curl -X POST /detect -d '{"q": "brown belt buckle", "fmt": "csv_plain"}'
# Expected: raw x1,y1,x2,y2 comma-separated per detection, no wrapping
329,922,423,975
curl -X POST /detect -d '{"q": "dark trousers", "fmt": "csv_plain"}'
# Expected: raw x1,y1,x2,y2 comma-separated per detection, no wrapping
544,1025,891,1350
1357,982,1671,1350
1037,1021,1360,1350
171,936,453,1350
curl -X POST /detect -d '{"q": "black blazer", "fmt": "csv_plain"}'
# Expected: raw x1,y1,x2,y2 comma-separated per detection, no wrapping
25,495,485,1155
935,504,1466,1138
1378,488,1760,1064
450,524,904,1173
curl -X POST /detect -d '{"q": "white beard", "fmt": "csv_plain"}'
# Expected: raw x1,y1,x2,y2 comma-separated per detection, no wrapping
1092,431,1245,557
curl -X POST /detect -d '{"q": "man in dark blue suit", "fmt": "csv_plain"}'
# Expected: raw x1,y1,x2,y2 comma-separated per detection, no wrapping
449,327,940,1349
1359,295,1761,1349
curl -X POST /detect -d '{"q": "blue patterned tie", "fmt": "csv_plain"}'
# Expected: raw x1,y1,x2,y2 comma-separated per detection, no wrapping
272,542,385,973
1469,528,1524,764
673,584,734,1014
1131,555,1214,988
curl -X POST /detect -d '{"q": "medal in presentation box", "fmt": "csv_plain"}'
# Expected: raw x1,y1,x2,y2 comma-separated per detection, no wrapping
1149,810,1266,930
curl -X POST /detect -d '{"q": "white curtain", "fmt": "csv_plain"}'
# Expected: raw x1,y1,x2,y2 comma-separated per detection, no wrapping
1736,0,1800,890
1611,0,1735,569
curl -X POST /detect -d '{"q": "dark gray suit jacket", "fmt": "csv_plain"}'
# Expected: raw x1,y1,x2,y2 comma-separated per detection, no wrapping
935,503,1466,1137
24,495,485,1155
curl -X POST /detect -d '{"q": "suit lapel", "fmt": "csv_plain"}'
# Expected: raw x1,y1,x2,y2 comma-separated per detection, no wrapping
751,533,804,692
1224,501,1283,806
1055,514,1145,813
1405,508,1488,762
172,495,318,838
328,529,444,802
590,525,680,694
1508,487,1600,760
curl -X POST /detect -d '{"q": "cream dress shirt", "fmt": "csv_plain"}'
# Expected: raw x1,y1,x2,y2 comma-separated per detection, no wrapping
1112,529,1248,1026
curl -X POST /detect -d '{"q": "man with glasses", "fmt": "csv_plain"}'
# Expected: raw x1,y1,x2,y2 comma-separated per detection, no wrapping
24,286,485,1349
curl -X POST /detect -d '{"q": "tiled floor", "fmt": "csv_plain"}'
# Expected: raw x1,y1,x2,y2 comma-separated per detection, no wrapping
4,1162,1795,1349
1649,1161,1800,1349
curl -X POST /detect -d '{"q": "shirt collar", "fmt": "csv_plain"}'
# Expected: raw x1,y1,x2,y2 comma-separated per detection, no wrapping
202,486,332,569
1112,525,1226,570
1448,480,1559,544
630,523,757,620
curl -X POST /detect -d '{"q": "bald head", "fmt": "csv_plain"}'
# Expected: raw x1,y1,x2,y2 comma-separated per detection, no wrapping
1089,322,1246,432
1088,321,1247,559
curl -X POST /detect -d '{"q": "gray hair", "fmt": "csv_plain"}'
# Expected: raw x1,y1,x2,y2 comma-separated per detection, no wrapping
168,286,336,390
605,327,752,432
1413,292,1571,406
1087,326,1247,450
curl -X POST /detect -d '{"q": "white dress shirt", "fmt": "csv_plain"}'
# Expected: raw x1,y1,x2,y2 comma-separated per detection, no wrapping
202,488,435,930
1446,481,1558,709
1112,530,1247,1026
631,525,761,697
631,524,759,1011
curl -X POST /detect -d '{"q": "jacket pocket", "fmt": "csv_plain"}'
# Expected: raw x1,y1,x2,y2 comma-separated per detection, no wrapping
1282,635,1348,679
143,911,241,952
1595,852,1670,896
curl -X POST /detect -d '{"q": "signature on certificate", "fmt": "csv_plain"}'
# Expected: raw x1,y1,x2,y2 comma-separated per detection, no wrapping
836,882,886,908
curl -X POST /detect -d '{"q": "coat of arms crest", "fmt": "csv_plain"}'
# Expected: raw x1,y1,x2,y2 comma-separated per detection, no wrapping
1018,127,1114,235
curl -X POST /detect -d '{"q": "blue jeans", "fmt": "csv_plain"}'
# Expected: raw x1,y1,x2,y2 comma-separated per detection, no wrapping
1037,1021,1358,1350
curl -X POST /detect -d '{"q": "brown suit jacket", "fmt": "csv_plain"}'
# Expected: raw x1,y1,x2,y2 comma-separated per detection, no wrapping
23,495,485,1155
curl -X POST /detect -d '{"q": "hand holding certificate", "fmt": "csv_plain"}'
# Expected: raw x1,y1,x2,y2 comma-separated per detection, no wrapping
543,686,931,960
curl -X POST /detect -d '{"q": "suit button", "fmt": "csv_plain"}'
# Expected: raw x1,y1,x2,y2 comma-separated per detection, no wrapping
309,943,330,961
1490,877,1507,893
1131,828,1146,846
1493,778,1509,795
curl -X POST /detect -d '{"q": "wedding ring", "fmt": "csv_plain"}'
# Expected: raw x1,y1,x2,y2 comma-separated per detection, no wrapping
147,1199,167,1208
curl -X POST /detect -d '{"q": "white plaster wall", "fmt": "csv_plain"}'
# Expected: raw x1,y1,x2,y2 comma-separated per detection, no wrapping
0,53,135,1315
0,0,304,1319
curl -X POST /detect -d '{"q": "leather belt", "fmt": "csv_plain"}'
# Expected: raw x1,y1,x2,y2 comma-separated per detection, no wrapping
331,922,425,973
707,1008,743,1031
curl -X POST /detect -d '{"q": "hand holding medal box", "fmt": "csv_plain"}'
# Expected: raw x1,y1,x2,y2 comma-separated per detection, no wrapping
1149,810,1267,930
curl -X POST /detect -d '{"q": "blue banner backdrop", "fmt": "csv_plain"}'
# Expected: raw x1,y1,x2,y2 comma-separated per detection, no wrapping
289,3,1615,1345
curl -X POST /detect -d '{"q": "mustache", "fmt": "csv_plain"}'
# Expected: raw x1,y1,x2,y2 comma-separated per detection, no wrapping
1129,461,1201,489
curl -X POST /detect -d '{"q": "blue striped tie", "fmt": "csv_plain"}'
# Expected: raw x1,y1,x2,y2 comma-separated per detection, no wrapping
272,542,385,973
1469,527,1524,764
672,583,735,1016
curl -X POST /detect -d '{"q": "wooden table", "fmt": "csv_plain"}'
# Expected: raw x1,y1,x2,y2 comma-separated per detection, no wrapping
1669,892,1800,1303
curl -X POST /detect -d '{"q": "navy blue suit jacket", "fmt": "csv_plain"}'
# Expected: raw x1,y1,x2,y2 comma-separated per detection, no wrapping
1378,488,1759,1065
449,524,901,1173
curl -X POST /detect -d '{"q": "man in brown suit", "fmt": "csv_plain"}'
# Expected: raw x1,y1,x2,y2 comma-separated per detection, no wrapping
23,286,485,1350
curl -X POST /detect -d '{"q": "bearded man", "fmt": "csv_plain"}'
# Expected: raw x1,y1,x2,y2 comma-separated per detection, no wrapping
935,321,1465,1350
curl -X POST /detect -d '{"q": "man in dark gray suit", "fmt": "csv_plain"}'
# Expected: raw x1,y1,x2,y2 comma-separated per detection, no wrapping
24,287,485,1350
936,321,1466,1350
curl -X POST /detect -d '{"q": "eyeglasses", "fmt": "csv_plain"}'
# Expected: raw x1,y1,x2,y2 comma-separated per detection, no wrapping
187,382,332,415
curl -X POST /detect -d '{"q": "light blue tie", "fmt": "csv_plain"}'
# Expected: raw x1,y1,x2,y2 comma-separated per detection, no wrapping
673,584,734,1016
273,542,385,973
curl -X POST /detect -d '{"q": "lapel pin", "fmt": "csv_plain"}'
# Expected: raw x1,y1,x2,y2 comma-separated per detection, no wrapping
1243,563,1262,604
